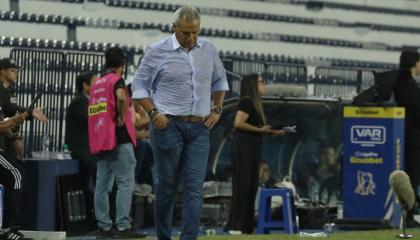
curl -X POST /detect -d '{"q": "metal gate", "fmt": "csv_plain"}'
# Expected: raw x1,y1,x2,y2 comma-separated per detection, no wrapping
222,57,307,97
313,66,377,97
10,48,106,157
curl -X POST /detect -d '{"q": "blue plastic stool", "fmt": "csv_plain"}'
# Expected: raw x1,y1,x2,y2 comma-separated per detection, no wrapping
256,187,299,234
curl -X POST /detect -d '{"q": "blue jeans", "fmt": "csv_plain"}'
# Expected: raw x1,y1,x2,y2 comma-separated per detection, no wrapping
134,139,154,185
150,120,210,240
94,143,136,231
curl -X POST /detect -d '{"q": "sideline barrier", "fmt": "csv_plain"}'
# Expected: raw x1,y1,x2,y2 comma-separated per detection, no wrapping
343,106,404,227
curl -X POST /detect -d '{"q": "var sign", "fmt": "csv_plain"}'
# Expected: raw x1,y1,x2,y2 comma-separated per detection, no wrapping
351,125,386,145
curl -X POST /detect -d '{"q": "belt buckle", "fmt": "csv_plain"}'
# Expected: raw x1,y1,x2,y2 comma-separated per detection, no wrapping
171,115,203,122
195,116,204,123
185,116,197,122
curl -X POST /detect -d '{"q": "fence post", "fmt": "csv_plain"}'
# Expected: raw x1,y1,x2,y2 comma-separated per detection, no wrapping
356,70,363,93
222,59,234,98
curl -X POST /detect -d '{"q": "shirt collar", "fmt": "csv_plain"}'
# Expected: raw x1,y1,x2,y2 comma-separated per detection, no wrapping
171,34,181,50
171,34,201,51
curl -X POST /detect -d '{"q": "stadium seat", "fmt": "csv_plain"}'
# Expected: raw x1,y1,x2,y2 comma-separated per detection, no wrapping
0,8,416,53
161,24,170,32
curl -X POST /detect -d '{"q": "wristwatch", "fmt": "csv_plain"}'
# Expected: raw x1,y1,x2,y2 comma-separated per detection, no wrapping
211,106,223,115
148,108,160,122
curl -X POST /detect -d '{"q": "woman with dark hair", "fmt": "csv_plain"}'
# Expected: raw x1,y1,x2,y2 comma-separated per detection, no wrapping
65,72,97,229
394,50,420,204
65,72,96,158
226,73,285,234
75,72,96,94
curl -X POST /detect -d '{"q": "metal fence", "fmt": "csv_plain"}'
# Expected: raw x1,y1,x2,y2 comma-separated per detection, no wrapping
11,48,107,156
222,57,308,97
312,66,383,97
10,48,394,156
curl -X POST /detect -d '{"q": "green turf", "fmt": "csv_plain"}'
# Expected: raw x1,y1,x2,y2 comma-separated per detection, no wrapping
197,229,420,240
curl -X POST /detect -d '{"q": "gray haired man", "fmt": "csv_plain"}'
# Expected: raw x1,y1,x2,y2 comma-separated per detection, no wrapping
131,6,229,240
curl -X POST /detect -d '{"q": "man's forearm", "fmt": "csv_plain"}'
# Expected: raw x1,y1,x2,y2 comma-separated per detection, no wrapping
116,98,126,120
0,120,14,134
133,98,155,114
212,91,226,107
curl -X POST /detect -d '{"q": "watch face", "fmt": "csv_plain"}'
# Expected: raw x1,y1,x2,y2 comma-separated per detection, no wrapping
213,106,222,114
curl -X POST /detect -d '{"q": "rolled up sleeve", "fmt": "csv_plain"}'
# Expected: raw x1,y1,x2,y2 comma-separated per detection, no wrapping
132,48,160,99
211,49,229,92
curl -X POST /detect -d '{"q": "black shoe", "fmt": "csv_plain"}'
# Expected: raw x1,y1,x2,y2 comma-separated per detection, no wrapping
1,228,34,240
407,218,420,228
115,228,147,239
96,228,115,239
406,212,420,228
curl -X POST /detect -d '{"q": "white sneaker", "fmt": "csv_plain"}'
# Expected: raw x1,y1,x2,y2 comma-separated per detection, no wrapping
227,230,243,235
133,183,152,196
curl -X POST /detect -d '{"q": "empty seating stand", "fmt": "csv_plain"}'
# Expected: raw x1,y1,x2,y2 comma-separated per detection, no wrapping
9,0,420,51
245,0,420,18
0,9,409,52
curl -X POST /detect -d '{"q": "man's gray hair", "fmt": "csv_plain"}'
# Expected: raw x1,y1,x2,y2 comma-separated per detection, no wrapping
173,6,200,25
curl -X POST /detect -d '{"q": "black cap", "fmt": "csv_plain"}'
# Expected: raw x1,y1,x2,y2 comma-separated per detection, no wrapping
0,58,21,70
400,50,420,70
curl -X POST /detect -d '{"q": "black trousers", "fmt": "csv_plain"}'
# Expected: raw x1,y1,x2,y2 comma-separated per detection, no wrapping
0,151,25,229
70,146,97,188
227,132,262,234
405,146,420,202
70,146,97,228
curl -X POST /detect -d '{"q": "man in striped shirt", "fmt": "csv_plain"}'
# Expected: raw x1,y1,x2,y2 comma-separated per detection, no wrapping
132,6,229,240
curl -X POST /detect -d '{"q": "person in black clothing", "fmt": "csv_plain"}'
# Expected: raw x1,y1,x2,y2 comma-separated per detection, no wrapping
65,72,97,228
0,59,48,160
225,74,286,234
394,50,420,202
0,58,47,240
0,58,48,124
65,72,97,174
0,113,28,240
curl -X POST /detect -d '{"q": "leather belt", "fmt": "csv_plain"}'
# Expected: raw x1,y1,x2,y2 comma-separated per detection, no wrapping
165,114,205,123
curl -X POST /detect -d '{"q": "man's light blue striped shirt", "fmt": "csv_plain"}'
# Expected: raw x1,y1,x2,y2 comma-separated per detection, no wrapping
131,34,229,116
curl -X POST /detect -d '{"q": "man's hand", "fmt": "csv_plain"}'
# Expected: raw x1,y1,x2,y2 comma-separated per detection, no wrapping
153,114,169,129
116,116,125,127
32,107,48,123
133,100,143,113
204,112,221,129
12,112,28,125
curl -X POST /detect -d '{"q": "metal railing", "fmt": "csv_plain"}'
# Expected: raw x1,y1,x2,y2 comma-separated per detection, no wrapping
9,48,395,156
11,48,107,156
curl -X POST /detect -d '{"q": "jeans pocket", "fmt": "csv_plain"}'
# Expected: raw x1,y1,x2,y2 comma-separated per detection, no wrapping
154,119,171,131
151,122,180,150
201,122,211,130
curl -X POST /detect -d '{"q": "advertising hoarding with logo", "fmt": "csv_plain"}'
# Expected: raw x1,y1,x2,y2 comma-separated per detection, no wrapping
343,106,404,224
